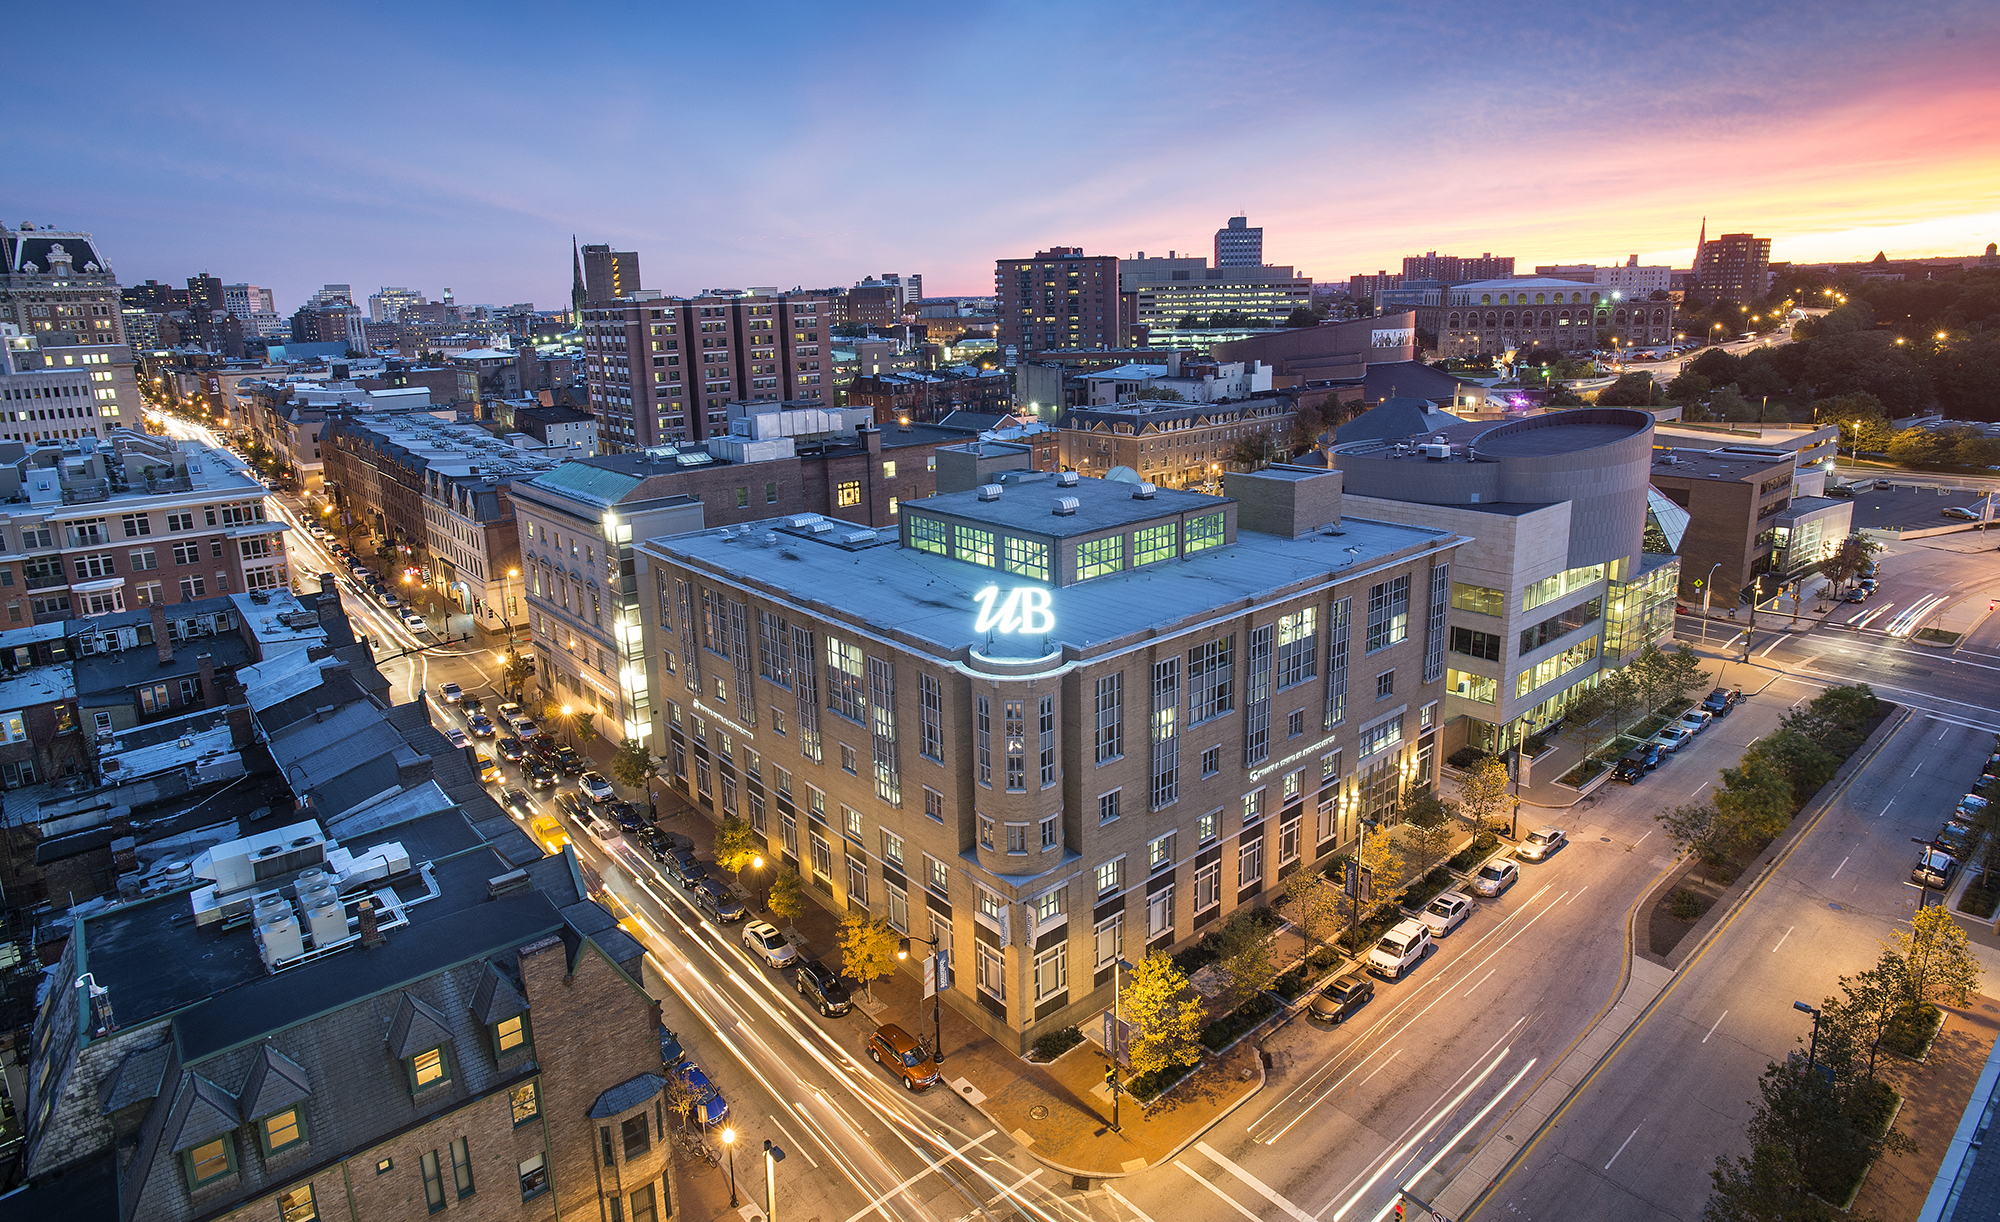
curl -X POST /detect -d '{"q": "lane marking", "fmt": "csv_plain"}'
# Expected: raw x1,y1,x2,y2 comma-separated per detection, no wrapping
1568,886,1589,906
1772,926,1794,953
1832,856,1849,880
1462,968,1498,997
1106,1187,1158,1222
1196,1141,1316,1222
1604,1125,1642,1172
1359,1059,1537,1222
1322,1048,1512,1220
1688,782,1710,797
835,1128,999,1222
1703,1011,1728,1044
1176,1161,1268,1222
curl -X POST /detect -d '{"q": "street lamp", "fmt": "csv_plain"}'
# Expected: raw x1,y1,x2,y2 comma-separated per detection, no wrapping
895,932,948,1064
1699,562,1723,644
560,704,574,747
723,1128,738,1207
752,855,767,910
1793,1001,1823,1076
762,1140,787,1222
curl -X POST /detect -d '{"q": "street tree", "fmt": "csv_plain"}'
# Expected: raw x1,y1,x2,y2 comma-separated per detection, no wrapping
574,711,598,744
1455,755,1510,831
1595,372,1659,407
612,737,652,789
1210,911,1278,1011
1119,953,1206,1082
766,866,806,925
1893,903,1982,1012
1655,802,1734,882
1341,832,1408,933
1399,790,1458,872
838,911,902,1003
713,815,761,879
1659,646,1710,707
1714,754,1797,840
1282,867,1344,951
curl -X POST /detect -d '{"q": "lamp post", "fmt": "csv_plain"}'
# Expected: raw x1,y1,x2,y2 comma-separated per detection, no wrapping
752,855,767,911
559,704,574,747
1793,1001,1823,1076
501,567,520,693
1910,836,1937,909
723,1128,738,1207
763,1140,786,1222
896,932,947,1064
1699,562,1723,644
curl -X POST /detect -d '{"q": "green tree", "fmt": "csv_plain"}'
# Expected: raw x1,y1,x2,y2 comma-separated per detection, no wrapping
766,866,806,924
1343,832,1408,931
1704,1137,1840,1222
713,815,761,879
1886,427,1947,465
1667,370,1713,403
838,910,902,1003
1399,790,1458,872
612,737,652,789
1596,372,1659,407
1282,867,1344,951
1283,305,1324,328
1210,911,1278,1011
1711,385,1756,422
1144,386,1186,402
1657,646,1710,708
1455,755,1510,831
1626,643,1674,712
1714,754,1796,840
1656,802,1734,882
1120,953,1206,1080
1749,730,1838,809
1176,313,1204,329
573,710,598,744
1893,903,1982,1012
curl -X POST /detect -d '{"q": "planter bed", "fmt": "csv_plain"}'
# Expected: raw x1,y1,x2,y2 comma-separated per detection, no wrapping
1199,993,1281,1052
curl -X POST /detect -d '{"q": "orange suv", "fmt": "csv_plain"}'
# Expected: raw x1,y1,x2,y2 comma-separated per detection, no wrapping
866,1024,940,1092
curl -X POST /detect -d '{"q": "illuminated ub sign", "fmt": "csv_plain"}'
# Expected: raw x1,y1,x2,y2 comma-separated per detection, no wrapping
973,586,1054,635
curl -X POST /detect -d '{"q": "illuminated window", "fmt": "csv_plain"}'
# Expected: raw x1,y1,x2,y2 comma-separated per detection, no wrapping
836,481,861,507
1002,535,1048,581
411,1046,448,1091
954,524,995,567
186,1136,234,1188
261,1106,304,1154
1076,535,1123,580
1185,513,1225,553
495,1014,529,1054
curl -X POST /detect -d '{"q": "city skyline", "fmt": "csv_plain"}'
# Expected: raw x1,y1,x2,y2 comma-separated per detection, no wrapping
4,2,1995,311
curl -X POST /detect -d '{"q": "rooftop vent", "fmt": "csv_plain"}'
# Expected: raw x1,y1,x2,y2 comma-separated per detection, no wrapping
1053,496,1079,517
809,519,835,533
1132,482,1156,500
976,484,1003,502
842,529,877,544
1422,443,1451,460
1056,471,1079,487
783,514,824,529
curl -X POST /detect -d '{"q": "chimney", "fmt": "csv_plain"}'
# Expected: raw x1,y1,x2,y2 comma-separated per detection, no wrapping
357,898,385,948
151,604,173,665
319,571,337,601
196,653,218,708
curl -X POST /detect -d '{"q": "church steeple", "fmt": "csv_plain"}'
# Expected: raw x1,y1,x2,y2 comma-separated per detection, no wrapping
570,235,585,326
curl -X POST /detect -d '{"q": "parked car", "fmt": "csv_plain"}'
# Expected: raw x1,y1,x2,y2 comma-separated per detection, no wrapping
1367,919,1433,980
512,717,542,740
796,958,853,1016
1845,589,1869,603
1613,752,1649,784
1308,973,1376,1024
579,771,616,802
1470,858,1519,897
675,1062,730,1126
1701,688,1739,716
662,847,706,888
523,758,558,789
499,787,534,819
658,1025,686,1067
1418,891,1471,937
1517,827,1568,862
1959,793,1990,817
1678,708,1713,735
552,745,586,775
1934,824,1977,856
866,1024,941,1091
692,877,747,923
1944,505,1981,521
606,800,646,831
1912,847,1958,890
445,727,470,749
497,736,527,763
1637,742,1664,769
1652,724,1692,754
460,695,485,716
401,612,428,632
379,592,401,608
439,682,463,704
743,920,798,968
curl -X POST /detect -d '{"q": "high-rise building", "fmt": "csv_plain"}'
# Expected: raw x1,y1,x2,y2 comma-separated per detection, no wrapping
581,244,641,303
580,289,834,450
1214,216,1264,267
307,283,354,308
2,220,142,432
996,248,1120,355
1693,231,1772,304
122,279,186,315
879,272,924,304
221,283,274,319
1117,255,1311,333
367,285,425,322
1400,252,1515,282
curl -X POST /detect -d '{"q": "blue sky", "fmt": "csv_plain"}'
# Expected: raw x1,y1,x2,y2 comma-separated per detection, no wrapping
6,2,1996,312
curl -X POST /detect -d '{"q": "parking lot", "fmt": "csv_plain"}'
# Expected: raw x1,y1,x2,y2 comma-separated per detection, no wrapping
1837,479,1996,532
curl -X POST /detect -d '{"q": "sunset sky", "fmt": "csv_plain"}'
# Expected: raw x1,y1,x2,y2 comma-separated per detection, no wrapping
7,2,1997,310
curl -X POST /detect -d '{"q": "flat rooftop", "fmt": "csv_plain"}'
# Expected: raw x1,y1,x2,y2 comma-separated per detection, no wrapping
915,472,1228,540
1650,448,1792,479
648,487,1457,661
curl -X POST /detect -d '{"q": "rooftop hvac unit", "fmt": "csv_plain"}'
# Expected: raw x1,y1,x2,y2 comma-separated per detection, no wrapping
808,519,835,533
1422,443,1451,459
254,895,304,967
304,892,348,948
1132,482,1156,500
1052,497,1079,517
1055,471,1079,487
782,514,823,529
841,529,876,544
976,484,1002,501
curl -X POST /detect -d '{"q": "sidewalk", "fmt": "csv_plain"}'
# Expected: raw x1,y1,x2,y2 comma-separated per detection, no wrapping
1854,996,2000,1221
645,780,1264,1179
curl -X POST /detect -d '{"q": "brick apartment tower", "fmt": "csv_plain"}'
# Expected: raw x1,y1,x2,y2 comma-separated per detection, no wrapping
995,247,1120,355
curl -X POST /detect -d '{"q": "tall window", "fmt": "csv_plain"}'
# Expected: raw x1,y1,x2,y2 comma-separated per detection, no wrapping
1424,563,1451,685
1239,835,1265,890
1039,696,1056,786
757,610,793,688
1275,606,1317,689
1003,699,1026,791
1150,658,1179,809
919,673,943,761
824,636,866,722
1094,673,1123,762
868,656,900,805
451,1136,476,1198
1134,522,1177,566
955,524,996,567
1034,944,1068,1002
975,695,992,786
1367,576,1410,652
1185,512,1225,553
1003,535,1049,581
1187,636,1235,723
1146,885,1174,939
909,515,948,556
1243,623,1272,766
1095,912,1123,969
1193,861,1220,914
1324,597,1351,730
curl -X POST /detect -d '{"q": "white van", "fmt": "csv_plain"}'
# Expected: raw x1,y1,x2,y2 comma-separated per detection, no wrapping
1367,919,1433,980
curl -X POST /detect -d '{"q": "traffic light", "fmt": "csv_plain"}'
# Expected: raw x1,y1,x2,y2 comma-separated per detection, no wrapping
1105,1065,1117,1085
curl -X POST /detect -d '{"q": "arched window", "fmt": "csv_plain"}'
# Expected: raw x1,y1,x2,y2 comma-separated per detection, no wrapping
1541,311,1553,327
1534,293,1547,305
1653,309,1666,325
1448,313,1461,329
1486,312,1498,327
1615,309,1627,325
1590,292,1601,304
1503,312,1515,327
1572,293,1584,304
1480,294,1491,306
